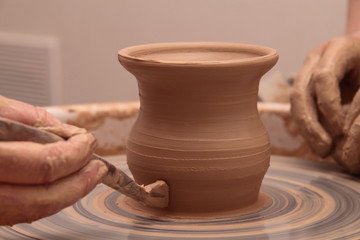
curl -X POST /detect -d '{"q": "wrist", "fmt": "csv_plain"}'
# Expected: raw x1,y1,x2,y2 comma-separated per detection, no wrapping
346,0,360,38
347,31,360,39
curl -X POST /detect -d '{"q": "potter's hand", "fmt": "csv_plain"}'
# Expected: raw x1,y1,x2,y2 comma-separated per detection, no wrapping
0,95,108,225
290,36,360,173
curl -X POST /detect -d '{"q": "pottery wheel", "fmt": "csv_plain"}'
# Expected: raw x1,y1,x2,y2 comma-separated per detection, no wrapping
1,155,360,240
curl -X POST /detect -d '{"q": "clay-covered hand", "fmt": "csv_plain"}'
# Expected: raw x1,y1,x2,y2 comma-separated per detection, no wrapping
290,36,360,173
0,95,108,225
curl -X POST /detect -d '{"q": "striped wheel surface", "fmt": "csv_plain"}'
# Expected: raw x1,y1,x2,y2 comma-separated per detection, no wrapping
1,156,360,240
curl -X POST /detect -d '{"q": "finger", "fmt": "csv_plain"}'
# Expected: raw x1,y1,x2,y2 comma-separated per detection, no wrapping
0,133,97,184
39,124,87,138
0,160,108,225
0,95,85,137
312,71,343,135
339,115,360,174
331,137,346,168
344,90,360,132
312,37,360,135
0,95,62,127
290,45,333,157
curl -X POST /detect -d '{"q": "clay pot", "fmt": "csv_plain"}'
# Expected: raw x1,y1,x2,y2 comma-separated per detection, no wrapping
118,42,278,213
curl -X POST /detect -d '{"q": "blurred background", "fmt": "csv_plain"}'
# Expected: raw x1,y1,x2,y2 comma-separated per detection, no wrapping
0,0,346,105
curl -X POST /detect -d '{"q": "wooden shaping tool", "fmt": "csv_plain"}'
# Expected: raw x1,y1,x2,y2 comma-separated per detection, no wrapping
0,117,169,208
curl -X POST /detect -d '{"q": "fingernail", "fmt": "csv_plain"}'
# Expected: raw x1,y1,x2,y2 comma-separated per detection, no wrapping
80,160,108,192
87,134,98,150
62,123,87,136
95,161,108,183
71,133,98,150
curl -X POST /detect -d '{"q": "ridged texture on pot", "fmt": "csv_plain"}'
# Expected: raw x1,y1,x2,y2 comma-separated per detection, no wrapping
118,42,278,213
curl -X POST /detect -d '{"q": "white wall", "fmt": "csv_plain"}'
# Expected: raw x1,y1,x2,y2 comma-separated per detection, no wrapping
0,0,347,104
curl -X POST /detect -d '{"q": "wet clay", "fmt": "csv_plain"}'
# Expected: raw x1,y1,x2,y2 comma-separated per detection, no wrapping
118,42,278,213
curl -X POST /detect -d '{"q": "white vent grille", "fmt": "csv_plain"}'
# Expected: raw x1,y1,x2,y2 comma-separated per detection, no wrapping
0,32,61,106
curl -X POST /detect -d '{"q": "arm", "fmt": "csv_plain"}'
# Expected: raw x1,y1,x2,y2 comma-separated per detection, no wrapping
347,0,360,36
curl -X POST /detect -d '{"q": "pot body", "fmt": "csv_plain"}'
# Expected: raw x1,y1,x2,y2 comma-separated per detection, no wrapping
118,42,278,213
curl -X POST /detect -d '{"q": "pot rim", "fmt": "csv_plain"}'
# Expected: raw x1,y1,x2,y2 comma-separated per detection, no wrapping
118,42,278,67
